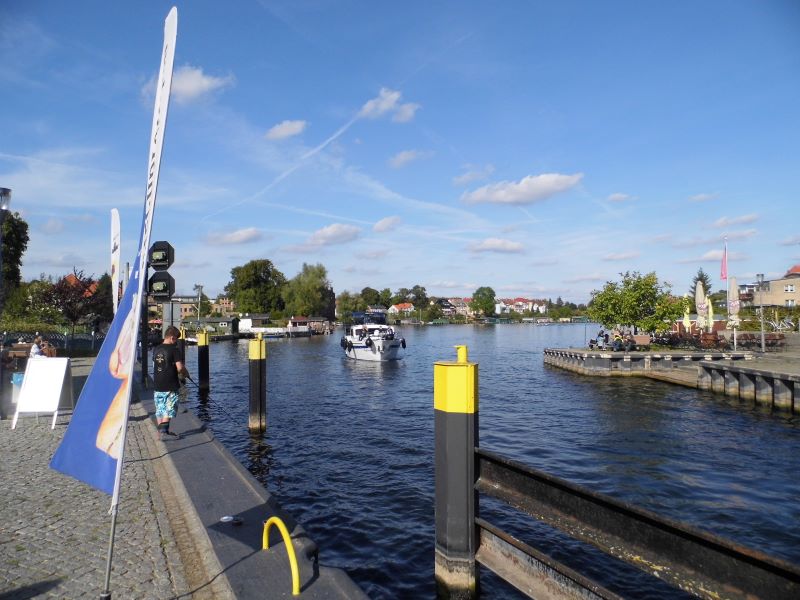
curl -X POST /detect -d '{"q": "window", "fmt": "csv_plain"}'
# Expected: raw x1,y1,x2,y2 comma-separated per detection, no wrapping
786,300,796,307
785,284,796,293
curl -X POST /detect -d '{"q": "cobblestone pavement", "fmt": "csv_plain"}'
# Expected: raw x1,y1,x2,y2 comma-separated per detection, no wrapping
0,358,189,599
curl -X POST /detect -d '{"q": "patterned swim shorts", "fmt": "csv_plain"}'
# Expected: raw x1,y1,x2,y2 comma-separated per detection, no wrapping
154,390,180,419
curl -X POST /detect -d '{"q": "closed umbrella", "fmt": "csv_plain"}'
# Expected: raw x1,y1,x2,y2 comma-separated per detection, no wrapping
706,295,714,333
695,281,706,331
728,276,740,349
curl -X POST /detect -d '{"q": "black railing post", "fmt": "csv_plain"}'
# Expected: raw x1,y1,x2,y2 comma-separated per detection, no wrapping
434,345,478,598
197,330,209,391
248,334,266,432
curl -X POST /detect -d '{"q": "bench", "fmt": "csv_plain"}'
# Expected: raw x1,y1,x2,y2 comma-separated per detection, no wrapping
632,335,651,349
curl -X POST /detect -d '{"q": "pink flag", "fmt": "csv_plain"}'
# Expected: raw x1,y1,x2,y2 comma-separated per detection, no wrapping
720,240,728,280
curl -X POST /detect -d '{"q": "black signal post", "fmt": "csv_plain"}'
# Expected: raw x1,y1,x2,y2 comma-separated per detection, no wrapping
143,242,175,384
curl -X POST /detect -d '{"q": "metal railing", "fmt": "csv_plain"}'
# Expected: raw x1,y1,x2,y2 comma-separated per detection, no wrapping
474,447,800,599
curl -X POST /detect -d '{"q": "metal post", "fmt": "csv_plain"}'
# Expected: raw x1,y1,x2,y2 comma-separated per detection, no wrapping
248,333,266,432
0,188,11,316
197,330,210,391
757,273,765,353
140,265,149,385
434,345,478,598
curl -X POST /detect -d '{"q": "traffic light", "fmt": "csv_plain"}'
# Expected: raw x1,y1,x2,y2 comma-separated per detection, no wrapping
148,271,175,300
148,241,174,271
147,241,175,300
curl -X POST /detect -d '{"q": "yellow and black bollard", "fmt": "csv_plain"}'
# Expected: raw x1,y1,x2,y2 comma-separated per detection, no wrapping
434,345,478,598
197,330,210,391
248,333,267,433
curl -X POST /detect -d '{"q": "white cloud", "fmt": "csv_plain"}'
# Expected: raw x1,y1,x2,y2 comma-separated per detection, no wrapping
453,164,495,187
607,193,634,203
602,251,640,261
779,235,800,246
393,102,420,123
389,149,430,168
373,216,401,232
470,238,524,253
564,274,607,283
159,65,235,105
306,223,360,246
678,250,747,263
358,88,420,122
265,119,308,140
689,192,718,202
356,249,389,259
207,227,262,245
41,218,64,234
461,172,583,205
713,214,758,228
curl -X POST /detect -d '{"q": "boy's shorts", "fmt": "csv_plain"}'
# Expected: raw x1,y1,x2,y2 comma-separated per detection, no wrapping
154,390,180,419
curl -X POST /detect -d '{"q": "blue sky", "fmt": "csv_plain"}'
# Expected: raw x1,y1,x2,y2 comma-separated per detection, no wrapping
2,1,799,303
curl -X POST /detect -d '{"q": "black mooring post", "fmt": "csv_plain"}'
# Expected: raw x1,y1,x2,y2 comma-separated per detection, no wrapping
197,330,210,391
434,345,478,598
248,334,266,432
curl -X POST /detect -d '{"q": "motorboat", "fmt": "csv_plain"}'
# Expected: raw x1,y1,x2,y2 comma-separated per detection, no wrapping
340,313,406,361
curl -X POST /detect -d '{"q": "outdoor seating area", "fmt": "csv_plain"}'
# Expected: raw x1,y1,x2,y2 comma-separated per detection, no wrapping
735,332,786,351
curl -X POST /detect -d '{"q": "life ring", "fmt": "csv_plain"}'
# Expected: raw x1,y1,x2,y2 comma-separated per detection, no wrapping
401,338,406,349
364,337,373,348
346,340,353,352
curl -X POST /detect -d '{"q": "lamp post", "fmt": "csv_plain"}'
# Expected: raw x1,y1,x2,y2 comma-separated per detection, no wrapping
757,273,765,353
0,188,11,317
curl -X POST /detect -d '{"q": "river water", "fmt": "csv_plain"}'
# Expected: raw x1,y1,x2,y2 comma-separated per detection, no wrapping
180,324,800,599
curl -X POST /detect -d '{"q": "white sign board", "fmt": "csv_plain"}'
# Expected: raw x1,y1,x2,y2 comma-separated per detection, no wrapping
11,358,73,429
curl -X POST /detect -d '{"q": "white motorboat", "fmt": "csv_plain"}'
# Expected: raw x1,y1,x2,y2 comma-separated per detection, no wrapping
340,316,406,361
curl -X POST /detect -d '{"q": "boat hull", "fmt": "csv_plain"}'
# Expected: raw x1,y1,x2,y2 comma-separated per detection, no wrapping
343,337,403,361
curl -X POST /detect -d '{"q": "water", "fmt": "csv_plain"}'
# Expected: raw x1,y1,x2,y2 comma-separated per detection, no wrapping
181,324,800,599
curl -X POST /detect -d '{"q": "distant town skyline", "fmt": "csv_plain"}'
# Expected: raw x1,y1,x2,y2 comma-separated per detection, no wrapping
2,1,799,303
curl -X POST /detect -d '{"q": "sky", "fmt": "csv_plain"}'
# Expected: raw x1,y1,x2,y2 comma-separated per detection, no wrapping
2,1,799,304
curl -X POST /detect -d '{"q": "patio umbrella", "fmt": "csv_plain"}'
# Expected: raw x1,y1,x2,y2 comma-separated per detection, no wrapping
682,307,692,334
695,281,707,331
706,295,714,332
728,276,740,349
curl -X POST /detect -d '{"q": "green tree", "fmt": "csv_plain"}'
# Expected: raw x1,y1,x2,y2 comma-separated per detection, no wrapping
391,287,411,305
690,268,712,299
423,303,443,322
49,270,105,336
587,271,689,333
0,211,30,312
224,259,287,314
410,284,428,309
360,286,381,307
336,290,360,323
283,263,335,318
1,275,61,325
92,273,115,326
472,286,496,317
379,288,392,308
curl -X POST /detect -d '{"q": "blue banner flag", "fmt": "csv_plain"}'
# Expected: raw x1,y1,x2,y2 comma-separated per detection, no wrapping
50,8,178,502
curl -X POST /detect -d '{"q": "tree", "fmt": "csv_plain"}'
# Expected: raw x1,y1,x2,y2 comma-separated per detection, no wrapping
379,288,392,308
283,263,335,319
472,286,496,317
336,291,360,323
92,273,115,327
690,268,712,299
224,259,287,314
1,275,61,325
392,287,411,305
360,287,381,307
49,269,105,336
410,284,428,309
0,211,30,311
587,271,689,333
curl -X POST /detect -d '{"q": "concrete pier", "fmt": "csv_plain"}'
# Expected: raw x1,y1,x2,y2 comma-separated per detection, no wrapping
544,347,800,414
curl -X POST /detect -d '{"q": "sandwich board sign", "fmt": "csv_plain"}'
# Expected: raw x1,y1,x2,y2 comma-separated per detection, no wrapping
11,358,73,429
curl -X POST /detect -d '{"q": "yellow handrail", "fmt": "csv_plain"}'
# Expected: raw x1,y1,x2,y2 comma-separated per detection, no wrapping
262,517,300,595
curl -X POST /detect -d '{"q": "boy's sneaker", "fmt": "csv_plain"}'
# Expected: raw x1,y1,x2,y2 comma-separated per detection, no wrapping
160,430,180,441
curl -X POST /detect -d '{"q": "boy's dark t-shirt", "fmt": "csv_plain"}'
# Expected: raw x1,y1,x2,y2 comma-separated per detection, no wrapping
153,343,183,392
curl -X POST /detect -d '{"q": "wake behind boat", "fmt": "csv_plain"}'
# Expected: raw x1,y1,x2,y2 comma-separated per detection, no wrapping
341,313,406,361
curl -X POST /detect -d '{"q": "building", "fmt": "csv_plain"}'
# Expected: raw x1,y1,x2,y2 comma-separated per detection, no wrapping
388,302,415,316
212,295,235,315
744,265,800,308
